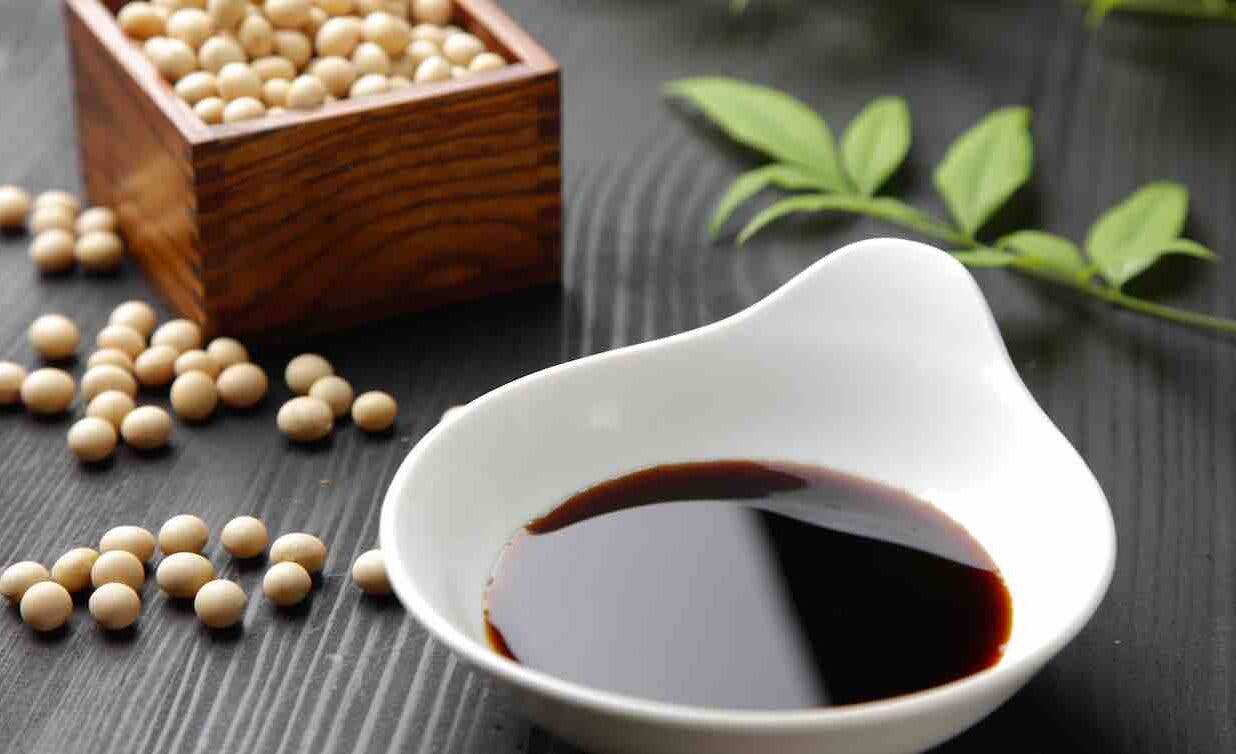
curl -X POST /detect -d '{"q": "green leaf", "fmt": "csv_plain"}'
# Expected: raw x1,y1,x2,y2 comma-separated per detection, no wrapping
841,97,911,197
1085,182,1216,288
736,194,968,245
933,107,1034,238
997,230,1089,280
665,78,850,191
951,249,1017,268
709,164,834,237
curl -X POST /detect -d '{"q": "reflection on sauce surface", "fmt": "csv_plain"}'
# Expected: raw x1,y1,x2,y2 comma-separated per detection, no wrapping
484,460,1013,710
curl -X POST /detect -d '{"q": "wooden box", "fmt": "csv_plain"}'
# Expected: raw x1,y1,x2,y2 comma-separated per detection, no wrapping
64,0,561,339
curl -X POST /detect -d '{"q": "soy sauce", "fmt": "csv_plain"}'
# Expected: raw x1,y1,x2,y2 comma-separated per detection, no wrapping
483,460,1013,710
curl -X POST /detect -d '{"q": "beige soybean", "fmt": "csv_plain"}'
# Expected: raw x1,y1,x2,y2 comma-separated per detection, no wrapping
30,229,77,273
285,353,333,393
404,38,438,66
151,318,202,352
0,362,26,405
221,515,268,558
134,345,179,386
100,525,157,562
157,552,215,598
34,190,81,214
89,582,142,630
351,42,391,75
167,8,215,48
20,581,73,632
350,72,389,97
29,204,76,234
413,54,450,83
277,396,334,442
266,0,311,28
170,371,219,421
75,230,126,272
76,206,118,234
469,51,503,73
0,185,31,228
68,417,119,462
159,514,210,555
274,30,313,68
29,314,79,361
199,34,247,73
451,65,467,79
270,532,327,573
352,390,397,432
88,348,136,372
309,375,353,417
363,11,411,55
351,549,390,595
249,57,293,83
91,550,146,590
217,62,262,100
206,337,248,369
412,0,451,25
146,37,198,81
120,405,173,449
0,561,49,603
96,323,146,359
111,300,159,338
81,364,138,402
238,13,275,57
217,362,268,408
262,77,292,107
410,22,446,44
441,31,482,65
196,95,226,124
315,15,362,57
174,348,220,378
175,70,219,104
87,390,136,429
316,0,354,15
286,74,327,109
21,369,76,415
207,0,247,29
119,2,168,39
223,95,266,122
309,56,356,97
263,561,312,606
51,548,100,593
195,579,247,627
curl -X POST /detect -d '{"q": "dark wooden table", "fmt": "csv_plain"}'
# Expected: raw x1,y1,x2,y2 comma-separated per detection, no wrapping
1,1,1233,752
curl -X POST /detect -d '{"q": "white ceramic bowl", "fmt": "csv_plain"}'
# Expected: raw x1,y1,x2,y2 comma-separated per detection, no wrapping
381,238,1116,754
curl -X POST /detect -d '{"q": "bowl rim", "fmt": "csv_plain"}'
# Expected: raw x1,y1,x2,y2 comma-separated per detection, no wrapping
380,238,1118,730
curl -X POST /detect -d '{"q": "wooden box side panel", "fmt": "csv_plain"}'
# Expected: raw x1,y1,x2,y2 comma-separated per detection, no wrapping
65,0,205,322
193,69,561,337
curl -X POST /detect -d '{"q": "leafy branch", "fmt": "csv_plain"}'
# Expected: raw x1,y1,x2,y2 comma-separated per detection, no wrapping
664,77,1236,336
1083,0,1236,25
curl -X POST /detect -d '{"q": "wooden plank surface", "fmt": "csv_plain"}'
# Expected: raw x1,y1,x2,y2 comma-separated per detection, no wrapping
0,1,1233,752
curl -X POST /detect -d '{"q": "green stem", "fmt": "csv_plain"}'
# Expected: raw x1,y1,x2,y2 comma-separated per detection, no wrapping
1008,254,1236,335
1101,289,1236,334
1084,0,1236,24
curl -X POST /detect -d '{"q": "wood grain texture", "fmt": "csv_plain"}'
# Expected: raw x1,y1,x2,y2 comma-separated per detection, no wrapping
66,0,561,339
1,0,1235,753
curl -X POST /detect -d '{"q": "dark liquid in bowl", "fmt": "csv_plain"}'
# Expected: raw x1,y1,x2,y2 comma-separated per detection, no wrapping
484,460,1012,710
